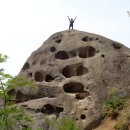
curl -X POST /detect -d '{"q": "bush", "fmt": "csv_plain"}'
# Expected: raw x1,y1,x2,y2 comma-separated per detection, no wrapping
49,116,80,130
115,119,129,130
115,106,130,130
103,87,127,118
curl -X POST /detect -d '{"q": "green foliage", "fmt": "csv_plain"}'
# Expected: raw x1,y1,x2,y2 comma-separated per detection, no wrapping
34,129,43,130
51,116,80,130
0,53,35,130
115,117,129,130
103,87,127,118
0,54,8,63
114,104,130,130
0,106,33,130
6,76,36,92
22,128,32,130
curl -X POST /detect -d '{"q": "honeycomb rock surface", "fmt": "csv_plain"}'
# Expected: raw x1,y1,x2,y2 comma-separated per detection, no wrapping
13,30,130,130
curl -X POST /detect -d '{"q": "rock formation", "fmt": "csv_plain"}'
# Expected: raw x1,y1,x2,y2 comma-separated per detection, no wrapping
12,30,130,130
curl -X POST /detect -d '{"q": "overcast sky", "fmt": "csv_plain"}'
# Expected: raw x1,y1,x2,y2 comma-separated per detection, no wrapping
0,0,130,76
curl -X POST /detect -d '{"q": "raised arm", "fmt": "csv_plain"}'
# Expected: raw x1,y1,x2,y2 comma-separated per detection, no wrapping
74,16,77,21
67,16,70,21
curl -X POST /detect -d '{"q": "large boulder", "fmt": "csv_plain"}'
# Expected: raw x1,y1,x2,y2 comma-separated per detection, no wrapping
13,30,130,130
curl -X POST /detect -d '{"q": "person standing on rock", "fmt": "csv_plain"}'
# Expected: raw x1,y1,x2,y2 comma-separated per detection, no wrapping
67,16,77,30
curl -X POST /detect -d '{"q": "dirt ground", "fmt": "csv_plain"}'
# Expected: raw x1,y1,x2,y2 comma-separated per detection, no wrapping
93,118,117,130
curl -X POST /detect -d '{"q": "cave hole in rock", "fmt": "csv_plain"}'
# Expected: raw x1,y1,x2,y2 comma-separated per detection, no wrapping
112,43,122,50
86,86,89,90
75,91,90,100
62,64,88,78
22,62,30,71
101,54,105,58
78,46,96,58
55,39,61,43
96,38,99,40
96,50,99,53
34,71,44,82
76,118,79,121
55,51,69,60
45,75,54,82
7,89,16,96
41,104,64,114
28,73,32,78
63,82,85,93
80,114,86,120
16,91,27,103
69,51,77,58
50,46,56,52
84,108,88,111
99,40,103,43
82,36,93,42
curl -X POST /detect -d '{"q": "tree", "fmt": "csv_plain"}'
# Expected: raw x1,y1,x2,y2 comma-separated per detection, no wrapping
0,53,35,130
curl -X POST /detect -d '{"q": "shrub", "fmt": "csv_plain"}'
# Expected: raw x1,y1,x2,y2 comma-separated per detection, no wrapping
103,87,127,118
49,116,80,130
115,106,130,130
115,118,129,130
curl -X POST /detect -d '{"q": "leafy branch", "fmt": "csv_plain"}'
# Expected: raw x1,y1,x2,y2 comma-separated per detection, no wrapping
0,53,35,130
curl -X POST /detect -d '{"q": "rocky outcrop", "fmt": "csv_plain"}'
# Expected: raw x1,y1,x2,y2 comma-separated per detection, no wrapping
11,30,130,130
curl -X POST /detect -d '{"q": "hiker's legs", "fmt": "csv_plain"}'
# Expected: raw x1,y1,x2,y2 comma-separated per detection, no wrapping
72,24,73,29
69,24,73,30
69,25,71,30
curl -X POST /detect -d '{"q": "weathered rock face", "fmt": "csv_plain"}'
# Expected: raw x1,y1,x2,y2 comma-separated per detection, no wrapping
13,30,130,130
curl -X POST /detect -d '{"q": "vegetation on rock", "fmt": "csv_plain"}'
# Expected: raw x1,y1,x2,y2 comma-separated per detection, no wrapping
114,100,130,130
102,87,130,130
48,116,80,130
0,54,35,130
103,87,127,118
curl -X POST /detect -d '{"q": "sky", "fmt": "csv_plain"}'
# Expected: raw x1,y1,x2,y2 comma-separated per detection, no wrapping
0,0,130,76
